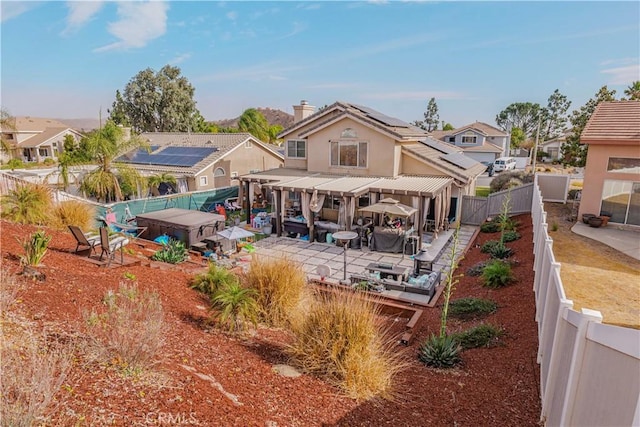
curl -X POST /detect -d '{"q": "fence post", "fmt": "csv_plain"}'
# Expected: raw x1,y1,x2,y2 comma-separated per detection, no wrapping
559,308,603,426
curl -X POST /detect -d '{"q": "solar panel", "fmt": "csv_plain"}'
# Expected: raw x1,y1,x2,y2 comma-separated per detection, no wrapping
421,138,459,155
351,104,410,127
117,146,218,167
160,146,217,156
442,152,478,170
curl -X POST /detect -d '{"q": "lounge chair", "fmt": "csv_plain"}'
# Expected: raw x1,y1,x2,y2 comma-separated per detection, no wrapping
99,227,130,267
68,225,100,256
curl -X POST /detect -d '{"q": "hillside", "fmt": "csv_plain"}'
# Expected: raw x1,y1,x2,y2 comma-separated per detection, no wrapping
213,107,294,129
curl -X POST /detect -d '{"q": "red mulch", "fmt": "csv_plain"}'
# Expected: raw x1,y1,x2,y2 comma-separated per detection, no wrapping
1,214,540,426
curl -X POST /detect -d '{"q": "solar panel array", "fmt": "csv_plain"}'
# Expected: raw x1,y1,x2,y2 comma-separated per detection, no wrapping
118,146,218,167
421,138,459,155
352,104,409,128
442,152,477,170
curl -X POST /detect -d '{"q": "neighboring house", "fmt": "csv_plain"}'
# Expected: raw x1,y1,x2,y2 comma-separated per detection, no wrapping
117,132,284,193
239,101,485,247
578,101,640,227
539,132,569,162
0,117,84,163
429,121,508,163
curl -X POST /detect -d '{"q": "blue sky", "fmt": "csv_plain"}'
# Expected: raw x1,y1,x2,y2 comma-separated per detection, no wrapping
1,1,639,127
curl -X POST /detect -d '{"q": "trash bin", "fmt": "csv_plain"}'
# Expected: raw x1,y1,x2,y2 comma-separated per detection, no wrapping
317,230,327,243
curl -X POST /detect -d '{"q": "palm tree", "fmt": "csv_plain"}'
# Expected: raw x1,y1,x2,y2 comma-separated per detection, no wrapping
0,108,16,154
147,172,177,196
212,282,258,333
79,120,148,202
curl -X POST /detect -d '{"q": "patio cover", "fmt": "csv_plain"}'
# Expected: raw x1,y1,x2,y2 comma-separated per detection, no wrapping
358,197,417,217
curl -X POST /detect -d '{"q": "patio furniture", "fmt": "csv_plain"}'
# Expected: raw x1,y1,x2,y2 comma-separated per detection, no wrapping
365,262,408,281
99,227,130,267
68,225,100,256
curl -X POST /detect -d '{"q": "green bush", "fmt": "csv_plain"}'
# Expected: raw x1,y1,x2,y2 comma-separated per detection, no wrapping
451,324,502,349
418,334,461,369
480,221,500,233
482,260,514,289
481,240,501,254
19,230,51,266
1,183,52,225
488,243,513,259
466,261,489,277
191,263,239,298
43,158,56,166
212,282,258,334
151,238,187,264
502,230,521,242
489,171,534,193
6,158,25,170
449,297,498,320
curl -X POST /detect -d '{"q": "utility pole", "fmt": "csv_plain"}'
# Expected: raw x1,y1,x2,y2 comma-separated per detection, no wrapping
531,116,542,174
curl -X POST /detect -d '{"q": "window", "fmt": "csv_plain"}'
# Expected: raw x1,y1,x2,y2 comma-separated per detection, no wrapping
607,158,640,174
461,132,477,144
199,176,208,186
601,180,640,226
287,140,306,158
38,148,48,157
214,167,225,177
448,136,455,143
330,141,367,168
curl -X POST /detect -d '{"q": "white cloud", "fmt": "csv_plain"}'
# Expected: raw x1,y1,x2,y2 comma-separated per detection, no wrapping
362,90,466,101
94,1,169,52
63,1,104,34
0,1,40,23
169,53,191,65
601,64,640,85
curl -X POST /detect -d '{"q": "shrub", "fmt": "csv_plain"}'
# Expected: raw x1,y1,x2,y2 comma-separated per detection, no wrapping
287,291,405,400
489,171,534,193
466,261,489,277
475,187,490,197
6,158,25,170
151,238,188,264
43,157,56,166
502,230,521,242
84,283,164,373
245,256,307,327
212,282,258,334
50,200,96,231
191,263,239,298
488,243,513,259
482,260,514,289
449,297,498,320
418,334,461,369
19,230,51,266
452,324,503,349
481,240,501,254
0,274,21,313
1,183,52,225
480,221,500,233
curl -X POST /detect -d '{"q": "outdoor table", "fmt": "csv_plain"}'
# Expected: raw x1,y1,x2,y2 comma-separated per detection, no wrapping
365,262,408,281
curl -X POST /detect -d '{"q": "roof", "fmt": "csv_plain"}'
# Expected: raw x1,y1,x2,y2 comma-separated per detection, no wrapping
279,101,428,141
402,137,487,184
459,141,504,153
18,127,76,148
240,168,452,198
429,121,508,140
581,101,640,144
118,132,283,176
2,116,71,132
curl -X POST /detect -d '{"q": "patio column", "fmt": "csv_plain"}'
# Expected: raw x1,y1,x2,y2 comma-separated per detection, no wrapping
417,195,425,250
244,180,250,223
275,190,282,237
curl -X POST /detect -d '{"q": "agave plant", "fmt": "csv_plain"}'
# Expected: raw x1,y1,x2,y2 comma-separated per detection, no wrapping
19,230,52,266
212,282,258,333
418,334,461,368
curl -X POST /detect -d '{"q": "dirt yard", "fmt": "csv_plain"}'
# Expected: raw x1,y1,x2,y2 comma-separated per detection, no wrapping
543,202,640,329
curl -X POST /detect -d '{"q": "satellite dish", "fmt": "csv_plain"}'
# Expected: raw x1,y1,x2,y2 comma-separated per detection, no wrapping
316,264,331,280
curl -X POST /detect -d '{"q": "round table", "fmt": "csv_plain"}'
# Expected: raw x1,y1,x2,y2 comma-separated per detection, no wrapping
332,231,358,282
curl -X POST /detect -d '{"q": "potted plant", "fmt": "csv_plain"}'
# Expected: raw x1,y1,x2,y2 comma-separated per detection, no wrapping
588,216,603,228
582,213,596,224
599,211,612,227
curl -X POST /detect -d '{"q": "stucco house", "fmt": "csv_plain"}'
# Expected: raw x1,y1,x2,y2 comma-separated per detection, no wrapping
239,101,485,248
539,132,569,162
578,101,640,227
118,133,284,193
429,121,508,164
0,116,84,163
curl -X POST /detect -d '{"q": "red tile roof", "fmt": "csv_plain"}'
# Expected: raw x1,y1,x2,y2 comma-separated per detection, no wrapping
581,101,640,144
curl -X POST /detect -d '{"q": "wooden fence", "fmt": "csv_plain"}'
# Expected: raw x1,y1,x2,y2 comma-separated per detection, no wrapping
531,175,640,426
460,182,534,225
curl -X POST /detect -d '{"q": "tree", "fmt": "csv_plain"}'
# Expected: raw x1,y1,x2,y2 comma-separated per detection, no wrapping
510,127,526,149
267,124,284,144
541,89,571,141
1,108,16,153
147,172,177,196
108,90,130,127
79,120,148,202
423,98,440,132
442,122,454,131
117,65,201,133
623,81,640,101
495,102,544,138
561,86,617,166
237,108,270,142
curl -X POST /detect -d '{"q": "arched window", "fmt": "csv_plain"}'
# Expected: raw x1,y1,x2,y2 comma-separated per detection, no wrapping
214,167,226,177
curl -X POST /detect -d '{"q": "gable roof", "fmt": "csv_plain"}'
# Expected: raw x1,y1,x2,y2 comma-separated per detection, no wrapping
118,132,283,176
4,117,71,132
581,101,640,144
429,121,507,139
19,127,83,148
279,101,427,141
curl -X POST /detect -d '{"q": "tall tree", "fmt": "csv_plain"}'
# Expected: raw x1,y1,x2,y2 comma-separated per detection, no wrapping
561,86,617,167
108,90,130,127
422,98,440,132
118,65,201,133
495,102,543,138
541,89,571,141
623,81,640,101
510,127,526,149
237,108,270,142
79,120,149,202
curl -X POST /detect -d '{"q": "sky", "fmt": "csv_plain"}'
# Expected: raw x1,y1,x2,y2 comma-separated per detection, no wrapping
1,1,639,128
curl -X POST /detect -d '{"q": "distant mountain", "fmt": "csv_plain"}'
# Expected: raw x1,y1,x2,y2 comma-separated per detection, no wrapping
213,108,294,129
56,118,101,132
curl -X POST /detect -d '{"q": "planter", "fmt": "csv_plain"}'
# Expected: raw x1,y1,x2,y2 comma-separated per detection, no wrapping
262,225,273,235
600,216,610,227
582,213,596,224
588,217,604,228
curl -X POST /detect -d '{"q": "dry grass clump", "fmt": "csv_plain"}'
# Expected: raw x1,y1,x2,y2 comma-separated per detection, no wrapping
50,200,96,231
0,183,52,225
244,256,308,327
0,273,21,313
287,291,406,401
83,283,164,374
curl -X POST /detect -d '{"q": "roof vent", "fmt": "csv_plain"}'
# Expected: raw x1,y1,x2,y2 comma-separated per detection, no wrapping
301,100,308,105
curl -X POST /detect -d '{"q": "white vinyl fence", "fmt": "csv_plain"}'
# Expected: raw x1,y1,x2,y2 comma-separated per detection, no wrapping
532,175,640,427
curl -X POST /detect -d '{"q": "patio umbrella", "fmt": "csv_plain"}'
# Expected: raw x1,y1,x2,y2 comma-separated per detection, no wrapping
358,197,417,217
217,226,255,241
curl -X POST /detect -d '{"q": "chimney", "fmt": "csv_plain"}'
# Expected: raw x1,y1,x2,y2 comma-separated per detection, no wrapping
293,100,315,123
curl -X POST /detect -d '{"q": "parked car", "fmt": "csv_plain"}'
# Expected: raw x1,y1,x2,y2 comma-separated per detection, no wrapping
493,157,516,172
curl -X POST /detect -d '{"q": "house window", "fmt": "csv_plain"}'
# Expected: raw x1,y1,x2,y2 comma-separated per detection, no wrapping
601,180,640,226
607,158,640,174
199,176,208,186
38,148,48,157
287,140,306,158
330,141,368,168
461,133,477,144
214,167,225,177
448,136,455,143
